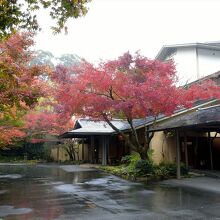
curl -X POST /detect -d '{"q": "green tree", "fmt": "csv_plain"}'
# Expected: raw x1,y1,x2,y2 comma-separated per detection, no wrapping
30,50,55,68
0,0,91,38
30,50,81,68
58,54,81,67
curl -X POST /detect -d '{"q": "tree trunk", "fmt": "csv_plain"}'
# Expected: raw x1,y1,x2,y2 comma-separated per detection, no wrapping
65,147,74,161
69,152,74,161
102,113,155,161
63,140,76,161
102,113,137,151
139,151,148,160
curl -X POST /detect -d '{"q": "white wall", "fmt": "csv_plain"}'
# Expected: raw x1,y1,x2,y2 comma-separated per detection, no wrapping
197,48,220,78
165,47,220,85
171,47,198,85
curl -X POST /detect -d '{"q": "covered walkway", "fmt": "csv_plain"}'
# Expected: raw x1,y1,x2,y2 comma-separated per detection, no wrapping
150,104,220,179
191,169,220,178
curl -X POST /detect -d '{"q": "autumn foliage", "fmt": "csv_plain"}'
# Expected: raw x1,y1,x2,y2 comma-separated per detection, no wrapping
1,34,219,157
52,53,219,120
24,109,73,138
52,52,220,159
0,33,50,146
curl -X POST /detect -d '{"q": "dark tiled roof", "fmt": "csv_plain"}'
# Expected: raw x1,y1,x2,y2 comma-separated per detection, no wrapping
150,105,220,132
60,100,219,138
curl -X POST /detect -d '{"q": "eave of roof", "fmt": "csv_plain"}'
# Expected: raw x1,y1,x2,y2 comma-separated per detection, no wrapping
135,99,218,130
60,131,113,139
60,100,219,139
60,118,147,139
149,105,220,132
186,71,220,86
156,43,220,60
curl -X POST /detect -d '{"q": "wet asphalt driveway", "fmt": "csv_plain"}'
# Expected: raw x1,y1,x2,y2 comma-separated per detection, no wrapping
0,164,220,220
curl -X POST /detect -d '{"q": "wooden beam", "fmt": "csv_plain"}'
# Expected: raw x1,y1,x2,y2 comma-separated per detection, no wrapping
176,129,181,179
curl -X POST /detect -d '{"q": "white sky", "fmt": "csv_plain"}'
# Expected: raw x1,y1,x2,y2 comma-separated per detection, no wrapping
35,0,220,62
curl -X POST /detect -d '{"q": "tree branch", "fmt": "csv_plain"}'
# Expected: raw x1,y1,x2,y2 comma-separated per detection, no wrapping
80,88,113,99
101,112,137,151
126,117,140,151
144,117,156,151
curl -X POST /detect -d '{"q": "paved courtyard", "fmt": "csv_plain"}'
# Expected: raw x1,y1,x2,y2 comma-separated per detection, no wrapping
0,164,220,219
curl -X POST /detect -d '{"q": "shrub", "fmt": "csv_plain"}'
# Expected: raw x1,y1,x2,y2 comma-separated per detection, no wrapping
121,155,132,165
121,153,140,166
157,162,189,177
129,153,141,166
158,162,176,176
103,150,189,181
153,166,169,179
180,163,189,175
134,159,154,176
121,152,156,177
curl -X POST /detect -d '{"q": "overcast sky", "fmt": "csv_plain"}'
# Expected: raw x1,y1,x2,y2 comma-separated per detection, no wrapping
35,0,220,62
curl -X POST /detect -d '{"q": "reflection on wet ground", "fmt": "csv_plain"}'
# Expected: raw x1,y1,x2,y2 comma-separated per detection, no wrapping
0,164,220,219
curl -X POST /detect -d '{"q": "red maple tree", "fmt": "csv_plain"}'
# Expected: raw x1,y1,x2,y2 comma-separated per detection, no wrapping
24,108,73,139
52,52,220,159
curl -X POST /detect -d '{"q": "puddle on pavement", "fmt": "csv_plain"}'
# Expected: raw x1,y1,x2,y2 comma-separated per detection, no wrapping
0,164,220,219
54,184,81,193
0,190,8,194
0,174,22,179
0,206,32,217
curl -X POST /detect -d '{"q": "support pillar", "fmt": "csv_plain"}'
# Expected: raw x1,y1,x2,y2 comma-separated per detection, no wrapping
176,130,181,179
208,132,213,170
81,139,84,161
57,146,60,163
87,138,90,162
91,136,94,163
184,132,189,168
102,136,107,165
195,135,198,168
106,136,109,164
